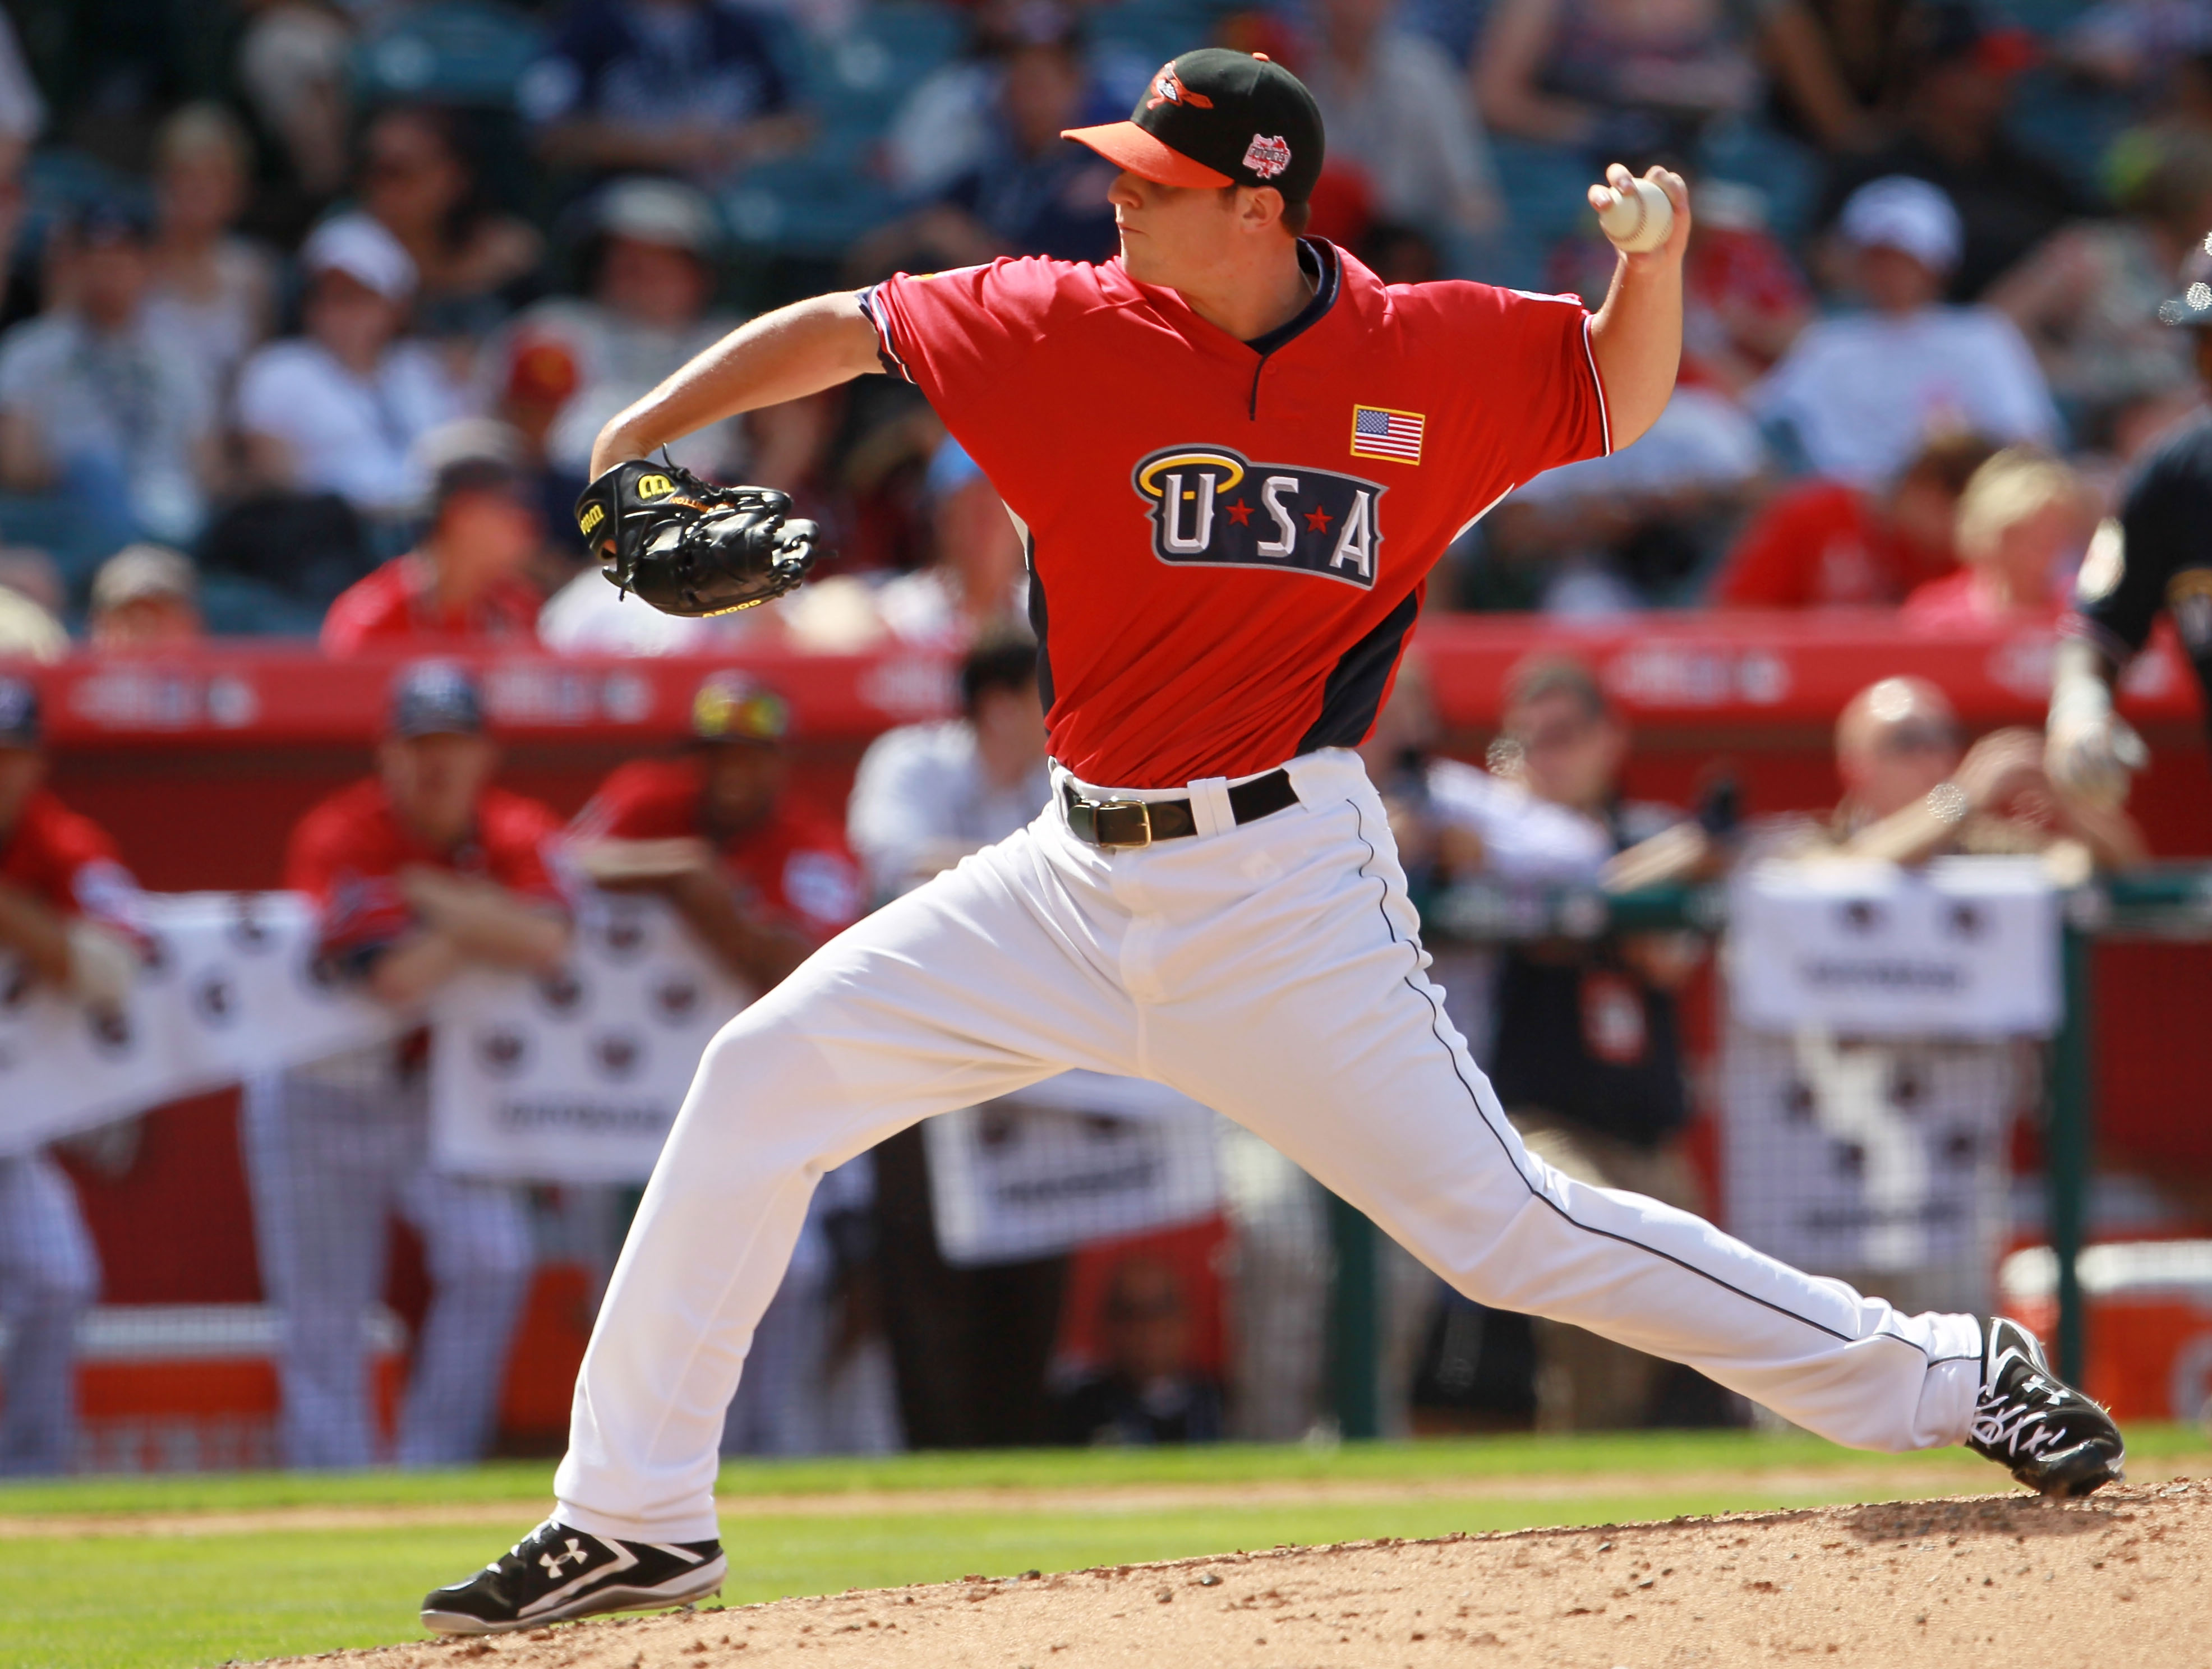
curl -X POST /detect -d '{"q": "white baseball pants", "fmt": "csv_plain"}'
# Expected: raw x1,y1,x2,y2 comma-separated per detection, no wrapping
555,749,1982,1543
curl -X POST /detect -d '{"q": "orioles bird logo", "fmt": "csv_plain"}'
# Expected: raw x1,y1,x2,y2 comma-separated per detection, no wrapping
1147,66,1212,110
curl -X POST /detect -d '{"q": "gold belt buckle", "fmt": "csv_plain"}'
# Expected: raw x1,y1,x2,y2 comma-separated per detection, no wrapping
1073,795,1153,849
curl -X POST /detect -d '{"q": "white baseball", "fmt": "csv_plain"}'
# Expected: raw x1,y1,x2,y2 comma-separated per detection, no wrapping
1596,176,1674,254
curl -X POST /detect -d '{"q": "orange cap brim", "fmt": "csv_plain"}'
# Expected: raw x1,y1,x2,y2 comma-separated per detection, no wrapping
1061,122,1233,188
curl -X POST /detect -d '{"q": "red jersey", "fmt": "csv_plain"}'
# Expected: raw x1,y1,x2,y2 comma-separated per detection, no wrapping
320,554,542,657
1709,479,1953,609
574,757,863,944
287,778,566,963
1901,568,2067,630
1,789,140,924
861,242,1609,786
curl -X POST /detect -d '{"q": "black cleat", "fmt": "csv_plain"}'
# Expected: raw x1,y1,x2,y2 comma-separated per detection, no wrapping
421,1519,727,1635
1966,1316,2125,1499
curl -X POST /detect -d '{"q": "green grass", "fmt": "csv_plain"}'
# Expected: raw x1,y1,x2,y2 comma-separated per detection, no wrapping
2,1427,2203,1669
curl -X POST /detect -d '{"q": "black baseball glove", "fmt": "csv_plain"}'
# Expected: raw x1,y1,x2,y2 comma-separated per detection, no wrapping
575,458,821,618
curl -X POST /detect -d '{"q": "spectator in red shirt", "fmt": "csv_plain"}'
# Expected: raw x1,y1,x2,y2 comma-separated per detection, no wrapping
1708,431,1994,609
319,420,546,657
245,661,570,1469
1904,446,2091,628
0,675,143,1474
570,671,862,990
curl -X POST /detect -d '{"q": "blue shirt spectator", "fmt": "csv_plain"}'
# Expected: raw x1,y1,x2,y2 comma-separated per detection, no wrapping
0,203,216,550
520,0,801,181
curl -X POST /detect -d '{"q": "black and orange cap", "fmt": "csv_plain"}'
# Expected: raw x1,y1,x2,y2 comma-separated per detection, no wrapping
1063,48,1324,205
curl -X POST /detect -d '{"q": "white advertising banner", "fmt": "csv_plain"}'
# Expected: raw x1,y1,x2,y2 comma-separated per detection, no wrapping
0,892,403,1158
1726,856,2060,1038
428,892,749,1183
924,1072,1223,1267
1720,1023,2023,1290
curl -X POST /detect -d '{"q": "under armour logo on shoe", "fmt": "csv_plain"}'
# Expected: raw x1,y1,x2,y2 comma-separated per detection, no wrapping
540,1537,588,1578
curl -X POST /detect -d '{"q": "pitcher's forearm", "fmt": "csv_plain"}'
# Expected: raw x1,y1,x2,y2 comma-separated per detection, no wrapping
1589,254,1684,449
589,293,884,477
1587,167,1689,450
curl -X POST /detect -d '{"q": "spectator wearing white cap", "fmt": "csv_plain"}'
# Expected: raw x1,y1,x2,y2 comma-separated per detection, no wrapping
234,214,472,523
1750,177,2058,488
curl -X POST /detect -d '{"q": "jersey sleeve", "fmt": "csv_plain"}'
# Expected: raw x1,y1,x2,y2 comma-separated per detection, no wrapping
19,799,142,926
2072,443,2205,663
1462,287,1611,485
858,260,1061,453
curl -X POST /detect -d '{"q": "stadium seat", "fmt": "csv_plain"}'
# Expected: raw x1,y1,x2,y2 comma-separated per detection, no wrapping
2004,67,2131,200
352,0,547,109
196,573,331,639
725,153,902,259
1985,0,2096,38
723,3,966,257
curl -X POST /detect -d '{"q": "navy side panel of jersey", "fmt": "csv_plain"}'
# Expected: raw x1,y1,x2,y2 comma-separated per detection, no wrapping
1296,587,1421,755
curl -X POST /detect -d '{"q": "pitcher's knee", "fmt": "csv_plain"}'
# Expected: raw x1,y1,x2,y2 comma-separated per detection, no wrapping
684,1015,869,1158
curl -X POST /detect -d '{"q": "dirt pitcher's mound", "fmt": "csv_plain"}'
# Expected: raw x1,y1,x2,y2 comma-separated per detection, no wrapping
302,1480,2211,1669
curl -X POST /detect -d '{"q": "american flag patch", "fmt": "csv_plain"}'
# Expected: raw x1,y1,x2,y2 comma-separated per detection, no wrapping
1349,405,1423,464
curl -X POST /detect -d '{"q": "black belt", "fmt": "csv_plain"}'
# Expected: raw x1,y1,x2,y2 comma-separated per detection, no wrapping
1062,768,1298,849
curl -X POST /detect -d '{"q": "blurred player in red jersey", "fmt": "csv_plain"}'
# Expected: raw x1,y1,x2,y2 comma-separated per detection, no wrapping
244,661,570,1468
319,421,545,657
0,675,145,1473
1709,431,1994,610
569,672,861,990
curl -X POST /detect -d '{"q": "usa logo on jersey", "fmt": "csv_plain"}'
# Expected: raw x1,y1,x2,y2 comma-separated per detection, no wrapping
1131,445,1384,589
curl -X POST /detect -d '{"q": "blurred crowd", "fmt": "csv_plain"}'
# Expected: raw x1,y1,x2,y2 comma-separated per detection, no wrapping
0,0,2200,643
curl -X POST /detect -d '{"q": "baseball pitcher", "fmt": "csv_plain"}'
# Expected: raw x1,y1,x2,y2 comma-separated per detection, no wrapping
425,49,2122,1634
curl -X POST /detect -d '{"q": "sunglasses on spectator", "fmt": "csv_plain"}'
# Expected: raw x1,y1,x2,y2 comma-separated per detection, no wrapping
1873,722,1957,755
